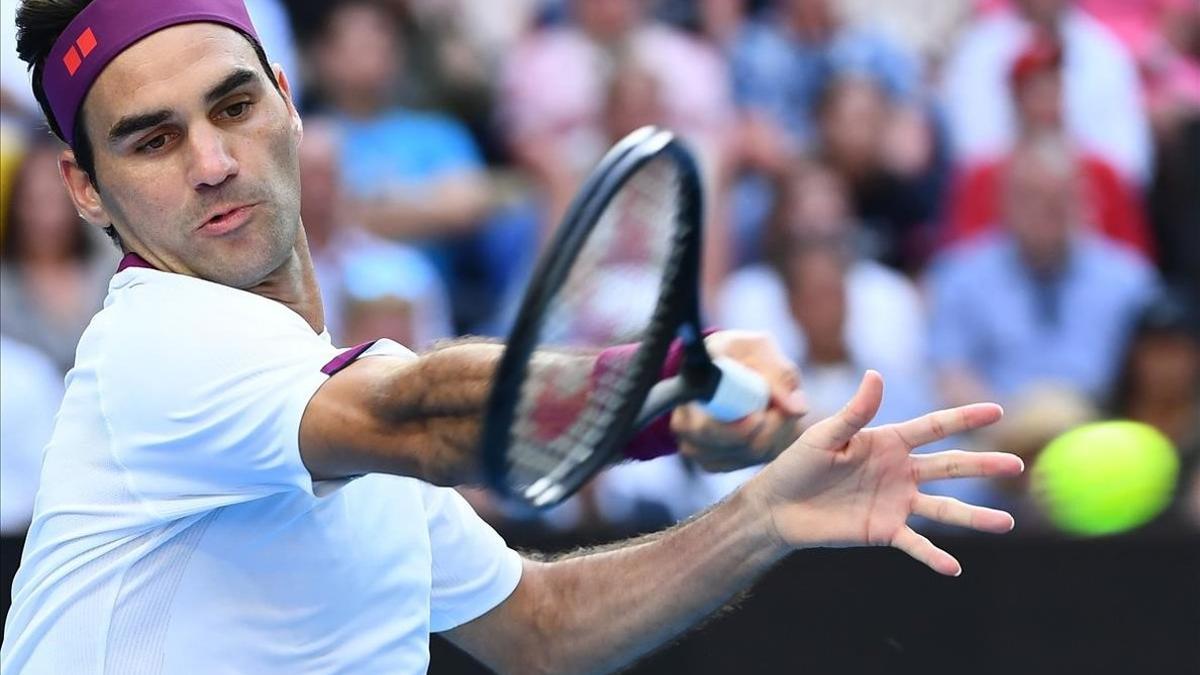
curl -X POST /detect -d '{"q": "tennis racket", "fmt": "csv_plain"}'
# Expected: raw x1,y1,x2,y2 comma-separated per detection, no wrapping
482,126,770,509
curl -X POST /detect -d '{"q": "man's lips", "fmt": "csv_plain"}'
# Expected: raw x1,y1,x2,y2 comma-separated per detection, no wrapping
198,203,257,236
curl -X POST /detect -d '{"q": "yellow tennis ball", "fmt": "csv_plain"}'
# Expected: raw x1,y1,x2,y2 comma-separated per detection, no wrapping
1032,421,1180,536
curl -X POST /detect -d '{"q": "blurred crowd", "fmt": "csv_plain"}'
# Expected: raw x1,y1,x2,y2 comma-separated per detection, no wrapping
1,0,1199,558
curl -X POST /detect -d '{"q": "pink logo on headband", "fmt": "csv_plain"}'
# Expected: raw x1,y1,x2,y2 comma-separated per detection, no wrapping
62,27,98,76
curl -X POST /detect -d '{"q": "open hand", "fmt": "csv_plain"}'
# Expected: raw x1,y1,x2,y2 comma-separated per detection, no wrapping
746,371,1024,576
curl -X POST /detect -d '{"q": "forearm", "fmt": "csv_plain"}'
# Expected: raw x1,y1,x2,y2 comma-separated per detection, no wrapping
524,489,788,674
304,338,616,485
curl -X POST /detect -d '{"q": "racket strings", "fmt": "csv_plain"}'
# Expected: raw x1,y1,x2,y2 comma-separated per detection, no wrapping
506,157,684,498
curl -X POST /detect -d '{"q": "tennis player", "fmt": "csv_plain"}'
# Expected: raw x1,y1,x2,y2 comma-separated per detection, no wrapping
2,1,1024,673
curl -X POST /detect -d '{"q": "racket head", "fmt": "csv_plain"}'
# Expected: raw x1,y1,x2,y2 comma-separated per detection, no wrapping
482,126,707,508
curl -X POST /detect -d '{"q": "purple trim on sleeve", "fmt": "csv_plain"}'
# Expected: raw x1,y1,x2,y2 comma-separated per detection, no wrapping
322,340,379,375
116,252,157,273
609,328,722,461
613,338,689,461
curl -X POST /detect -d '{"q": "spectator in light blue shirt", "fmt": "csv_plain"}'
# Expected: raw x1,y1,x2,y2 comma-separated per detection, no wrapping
309,0,491,242
307,0,503,330
927,134,1158,409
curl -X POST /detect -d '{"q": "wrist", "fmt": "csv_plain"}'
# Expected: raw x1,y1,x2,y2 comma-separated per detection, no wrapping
608,337,688,461
726,483,792,563
601,329,719,462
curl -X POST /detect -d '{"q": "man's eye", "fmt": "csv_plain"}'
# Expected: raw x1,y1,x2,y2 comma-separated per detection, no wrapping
224,101,250,118
140,134,168,152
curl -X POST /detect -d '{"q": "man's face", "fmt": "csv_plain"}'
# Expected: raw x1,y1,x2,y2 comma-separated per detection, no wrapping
316,4,399,105
1002,149,1078,273
71,23,303,288
1015,70,1063,132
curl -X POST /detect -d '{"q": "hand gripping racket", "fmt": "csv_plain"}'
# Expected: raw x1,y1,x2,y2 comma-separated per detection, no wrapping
482,126,770,508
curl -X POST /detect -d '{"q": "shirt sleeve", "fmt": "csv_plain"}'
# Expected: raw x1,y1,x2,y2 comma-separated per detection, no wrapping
423,484,523,632
98,279,342,521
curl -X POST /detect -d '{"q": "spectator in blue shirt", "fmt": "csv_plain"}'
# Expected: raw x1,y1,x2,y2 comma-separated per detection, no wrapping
926,133,1158,409
731,0,922,157
309,0,491,244
307,0,503,331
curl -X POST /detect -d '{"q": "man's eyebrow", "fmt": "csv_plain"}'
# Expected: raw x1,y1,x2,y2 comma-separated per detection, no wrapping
204,68,258,105
108,110,172,144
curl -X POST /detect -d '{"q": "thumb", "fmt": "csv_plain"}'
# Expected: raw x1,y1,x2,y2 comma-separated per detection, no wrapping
804,370,884,451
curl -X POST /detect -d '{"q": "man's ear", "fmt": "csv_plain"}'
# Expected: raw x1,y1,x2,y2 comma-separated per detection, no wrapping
273,64,303,139
59,148,111,228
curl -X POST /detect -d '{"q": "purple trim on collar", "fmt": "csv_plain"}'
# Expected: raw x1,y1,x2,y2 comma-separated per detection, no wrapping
116,252,157,273
322,340,379,375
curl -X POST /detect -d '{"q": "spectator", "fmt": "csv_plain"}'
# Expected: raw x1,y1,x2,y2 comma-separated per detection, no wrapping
299,118,454,349
1109,290,1200,478
719,162,927,379
339,242,454,351
941,0,1153,183
298,119,354,339
309,0,492,245
731,0,922,158
943,37,1154,258
0,335,63,619
500,0,735,231
927,135,1158,409
0,140,117,373
814,73,944,270
1146,1,1200,312
836,0,974,67
309,0,502,331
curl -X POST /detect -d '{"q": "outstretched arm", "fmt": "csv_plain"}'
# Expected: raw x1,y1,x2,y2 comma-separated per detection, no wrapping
298,332,805,485
445,371,1024,675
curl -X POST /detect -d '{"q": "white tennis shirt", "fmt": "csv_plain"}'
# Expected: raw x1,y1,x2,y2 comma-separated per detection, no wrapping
1,264,522,674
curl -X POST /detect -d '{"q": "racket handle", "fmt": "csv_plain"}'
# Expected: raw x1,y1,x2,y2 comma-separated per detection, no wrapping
701,357,771,422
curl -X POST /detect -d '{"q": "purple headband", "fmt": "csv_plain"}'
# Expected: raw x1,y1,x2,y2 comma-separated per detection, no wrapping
41,0,260,146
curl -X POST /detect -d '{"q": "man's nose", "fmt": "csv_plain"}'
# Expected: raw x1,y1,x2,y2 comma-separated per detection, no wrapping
187,126,239,190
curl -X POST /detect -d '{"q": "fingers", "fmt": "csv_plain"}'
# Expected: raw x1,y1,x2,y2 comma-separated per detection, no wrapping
801,370,884,451
894,403,1003,448
704,330,807,416
912,450,1025,483
767,365,807,416
674,404,800,470
911,494,1015,533
892,526,961,577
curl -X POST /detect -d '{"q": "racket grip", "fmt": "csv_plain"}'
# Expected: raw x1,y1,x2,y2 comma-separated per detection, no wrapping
701,357,771,422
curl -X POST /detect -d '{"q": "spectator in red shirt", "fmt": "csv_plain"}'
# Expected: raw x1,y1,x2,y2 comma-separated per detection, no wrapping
943,36,1155,259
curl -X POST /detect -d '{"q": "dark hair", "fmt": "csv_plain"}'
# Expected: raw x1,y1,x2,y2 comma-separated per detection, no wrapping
15,0,282,245
1,138,96,264
1109,289,1200,416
